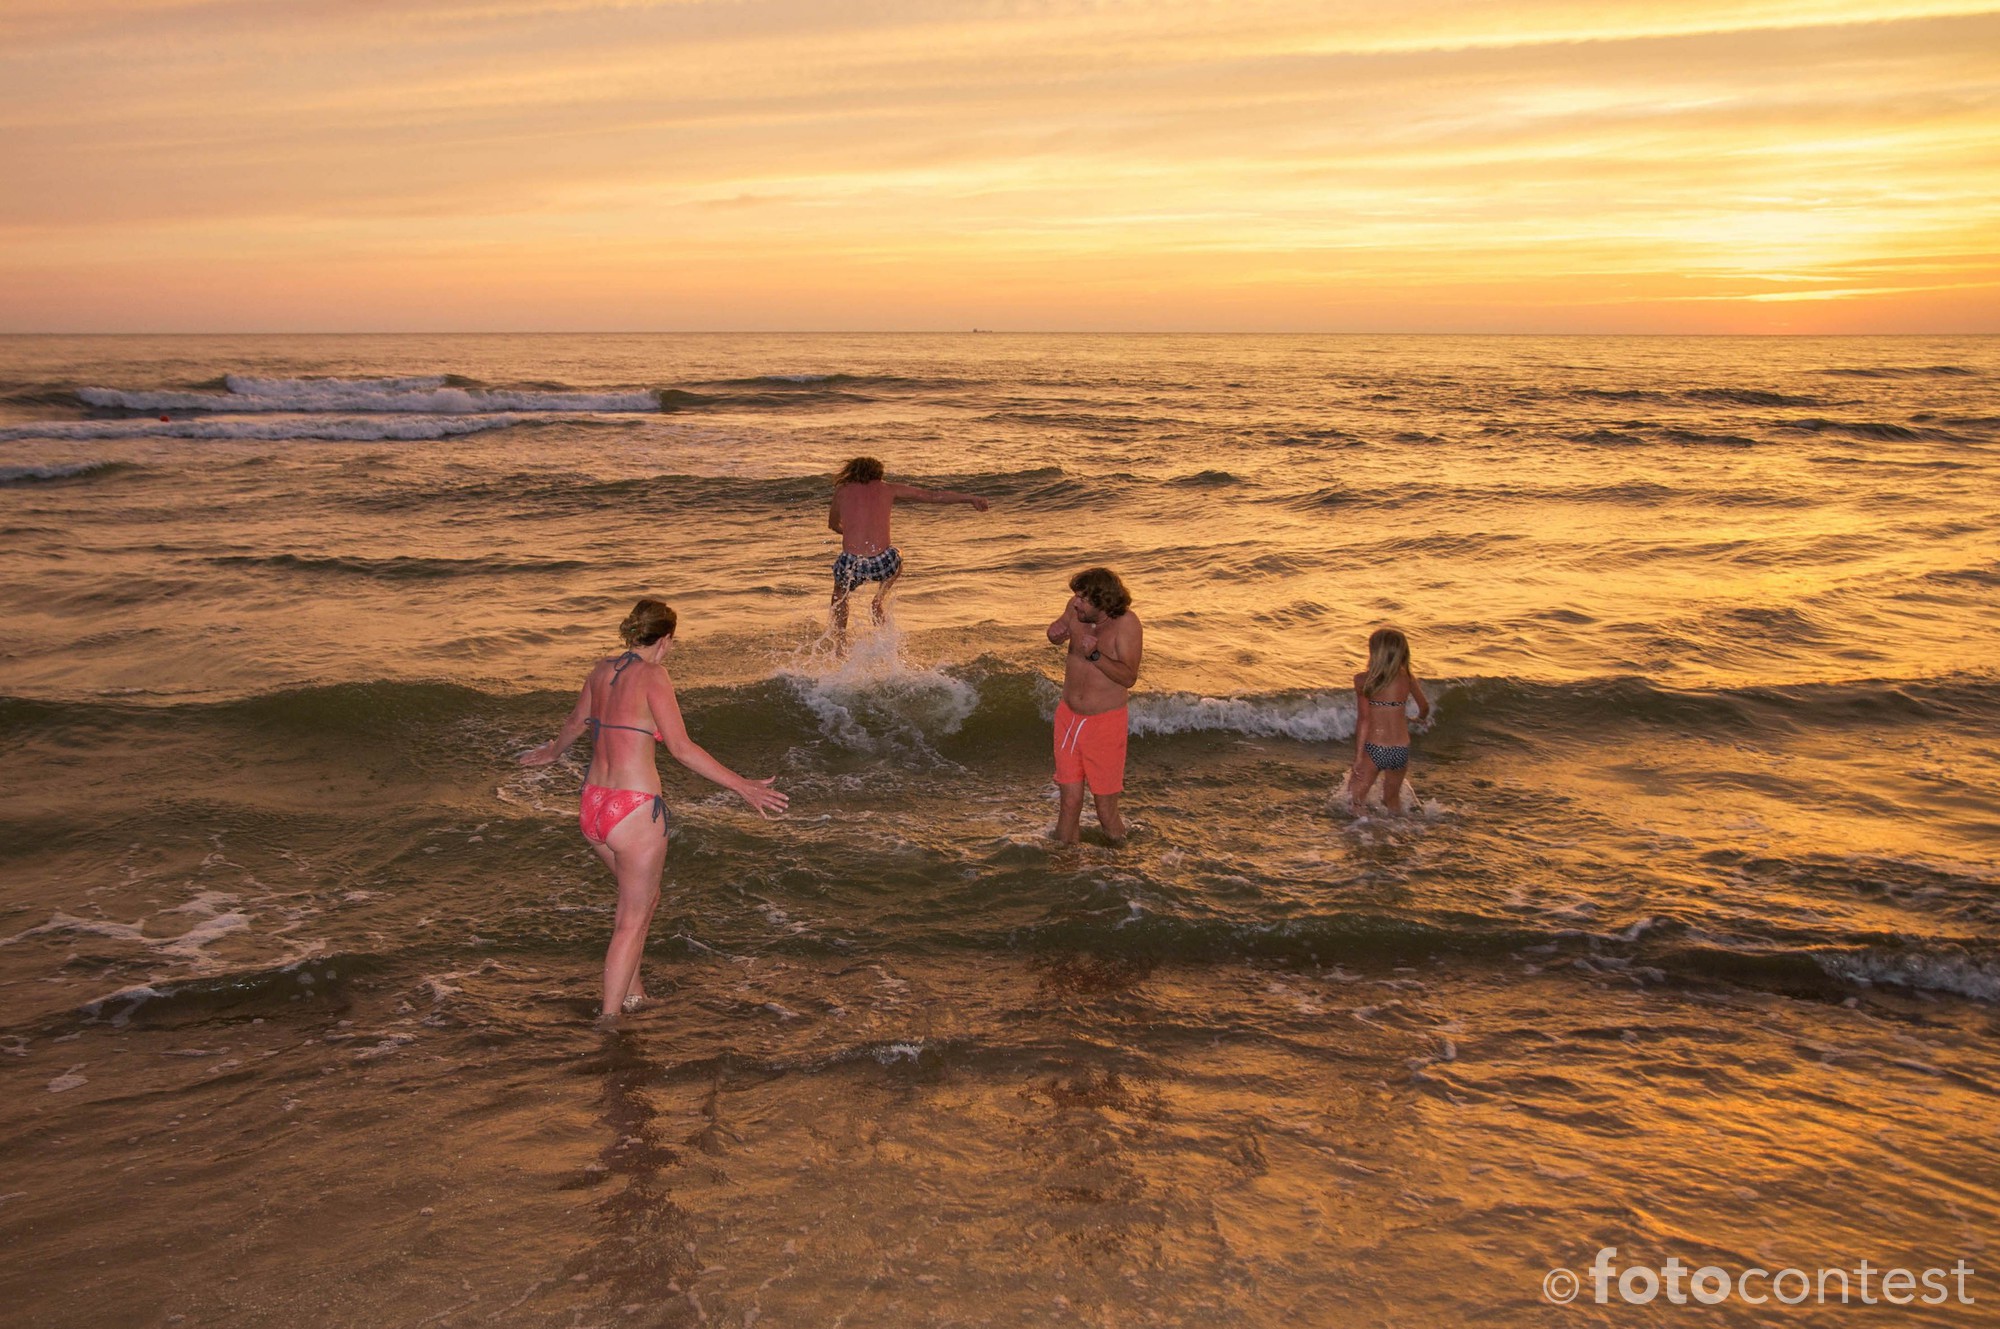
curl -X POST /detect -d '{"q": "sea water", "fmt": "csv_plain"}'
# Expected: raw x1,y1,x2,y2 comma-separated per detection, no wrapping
2,333,1996,1324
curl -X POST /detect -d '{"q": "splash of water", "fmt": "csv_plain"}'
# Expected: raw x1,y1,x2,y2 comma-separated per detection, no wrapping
778,613,982,758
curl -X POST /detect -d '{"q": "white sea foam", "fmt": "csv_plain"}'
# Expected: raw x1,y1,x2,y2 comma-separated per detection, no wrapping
77,373,660,415
0,913,148,946
164,890,241,916
779,621,981,755
1818,948,2000,1002
0,414,521,443
0,459,118,483
1129,689,1358,741
152,911,252,960
354,1032,417,1061
2,907,249,961
78,984,167,1021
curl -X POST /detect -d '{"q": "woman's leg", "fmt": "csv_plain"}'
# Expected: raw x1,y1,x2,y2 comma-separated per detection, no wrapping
599,810,670,1018
588,840,648,1003
1380,766,1407,813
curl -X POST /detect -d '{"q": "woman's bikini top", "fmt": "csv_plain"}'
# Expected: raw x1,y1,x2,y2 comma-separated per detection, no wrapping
1367,696,1406,708
588,651,665,744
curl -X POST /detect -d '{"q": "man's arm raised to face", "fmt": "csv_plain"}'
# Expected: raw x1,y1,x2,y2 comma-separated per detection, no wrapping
1047,600,1076,644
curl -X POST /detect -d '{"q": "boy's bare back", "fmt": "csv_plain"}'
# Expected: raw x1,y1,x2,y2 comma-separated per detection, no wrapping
830,480,896,556
828,478,989,557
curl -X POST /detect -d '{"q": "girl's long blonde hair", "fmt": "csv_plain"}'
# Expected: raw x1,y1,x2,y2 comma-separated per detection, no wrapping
1363,627,1412,697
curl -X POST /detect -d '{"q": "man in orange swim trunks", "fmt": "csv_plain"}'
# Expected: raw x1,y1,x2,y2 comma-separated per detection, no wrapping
1046,567,1144,844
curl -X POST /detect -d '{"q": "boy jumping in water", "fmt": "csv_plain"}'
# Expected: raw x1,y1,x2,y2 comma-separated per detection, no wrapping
827,456,987,646
1046,567,1143,844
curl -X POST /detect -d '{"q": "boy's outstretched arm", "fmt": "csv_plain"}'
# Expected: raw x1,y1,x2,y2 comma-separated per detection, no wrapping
888,482,988,511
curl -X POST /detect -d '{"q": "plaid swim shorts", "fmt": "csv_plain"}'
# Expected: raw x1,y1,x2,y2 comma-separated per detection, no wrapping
832,546,903,595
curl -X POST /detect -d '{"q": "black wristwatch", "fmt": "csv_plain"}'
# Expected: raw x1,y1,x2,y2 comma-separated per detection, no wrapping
1087,649,1101,661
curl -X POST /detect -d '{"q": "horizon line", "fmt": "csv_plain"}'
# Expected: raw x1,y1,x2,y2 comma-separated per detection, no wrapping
2,329,1995,338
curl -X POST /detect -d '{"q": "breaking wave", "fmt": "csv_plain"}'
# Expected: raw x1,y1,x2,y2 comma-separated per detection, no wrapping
0,414,522,443
77,373,661,415
0,459,128,484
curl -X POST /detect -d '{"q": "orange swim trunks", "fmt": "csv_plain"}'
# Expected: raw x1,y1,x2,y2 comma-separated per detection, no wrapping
1053,700,1129,794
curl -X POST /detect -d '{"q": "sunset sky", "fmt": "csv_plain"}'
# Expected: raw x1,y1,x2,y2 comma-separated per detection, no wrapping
2,0,1996,333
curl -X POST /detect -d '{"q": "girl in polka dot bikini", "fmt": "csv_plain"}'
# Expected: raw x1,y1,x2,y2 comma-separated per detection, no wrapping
1348,626,1432,815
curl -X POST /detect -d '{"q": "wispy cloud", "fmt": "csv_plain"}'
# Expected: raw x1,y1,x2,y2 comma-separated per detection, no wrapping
1,1,1995,329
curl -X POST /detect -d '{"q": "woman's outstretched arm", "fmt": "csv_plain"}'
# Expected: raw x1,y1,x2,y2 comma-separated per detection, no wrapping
519,679,594,766
651,675,789,817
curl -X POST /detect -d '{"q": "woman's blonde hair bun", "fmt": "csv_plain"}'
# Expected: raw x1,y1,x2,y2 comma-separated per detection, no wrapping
619,598,677,648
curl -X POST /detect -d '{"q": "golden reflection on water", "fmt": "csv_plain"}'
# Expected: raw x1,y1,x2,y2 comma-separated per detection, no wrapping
398,956,1981,1326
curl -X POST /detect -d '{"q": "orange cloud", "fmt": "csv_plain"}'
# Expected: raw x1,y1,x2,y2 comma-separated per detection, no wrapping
1,1,1995,330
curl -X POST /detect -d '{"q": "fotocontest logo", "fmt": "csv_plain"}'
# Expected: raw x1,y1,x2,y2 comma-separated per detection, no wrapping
1543,1247,1979,1308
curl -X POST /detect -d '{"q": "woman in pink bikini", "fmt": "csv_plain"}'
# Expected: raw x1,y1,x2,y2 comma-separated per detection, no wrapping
519,599,786,1020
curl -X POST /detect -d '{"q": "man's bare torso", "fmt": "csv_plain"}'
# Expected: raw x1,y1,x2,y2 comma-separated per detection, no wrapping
831,482,894,556
1062,611,1142,714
